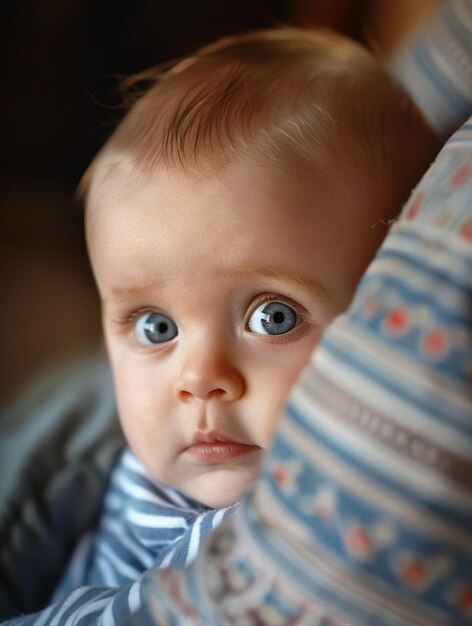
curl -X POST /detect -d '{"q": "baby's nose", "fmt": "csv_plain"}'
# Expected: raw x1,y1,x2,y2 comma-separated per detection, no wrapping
173,343,245,402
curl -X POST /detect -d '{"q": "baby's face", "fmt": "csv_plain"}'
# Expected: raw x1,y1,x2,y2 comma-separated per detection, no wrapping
87,157,386,508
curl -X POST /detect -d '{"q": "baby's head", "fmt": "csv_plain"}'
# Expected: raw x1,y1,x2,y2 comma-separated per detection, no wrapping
84,28,437,508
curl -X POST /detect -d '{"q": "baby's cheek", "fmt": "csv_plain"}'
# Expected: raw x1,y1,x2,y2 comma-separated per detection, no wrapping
253,378,296,448
113,369,148,432
265,340,319,436
284,335,320,384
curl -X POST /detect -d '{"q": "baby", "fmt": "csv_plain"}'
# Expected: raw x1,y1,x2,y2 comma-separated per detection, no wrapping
5,26,439,624
84,27,436,508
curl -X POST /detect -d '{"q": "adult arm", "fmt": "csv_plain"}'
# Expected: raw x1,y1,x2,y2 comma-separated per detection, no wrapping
390,0,472,138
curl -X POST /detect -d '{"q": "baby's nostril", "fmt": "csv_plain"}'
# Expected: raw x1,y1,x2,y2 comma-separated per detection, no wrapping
179,390,193,402
209,388,225,399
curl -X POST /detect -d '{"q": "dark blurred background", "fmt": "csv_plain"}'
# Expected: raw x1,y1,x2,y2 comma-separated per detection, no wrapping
0,0,439,403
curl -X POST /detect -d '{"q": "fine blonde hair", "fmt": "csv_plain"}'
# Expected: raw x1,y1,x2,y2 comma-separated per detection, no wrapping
81,27,438,210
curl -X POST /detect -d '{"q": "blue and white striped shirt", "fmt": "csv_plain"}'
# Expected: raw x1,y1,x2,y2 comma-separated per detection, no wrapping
51,448,235,603
4,449,234,626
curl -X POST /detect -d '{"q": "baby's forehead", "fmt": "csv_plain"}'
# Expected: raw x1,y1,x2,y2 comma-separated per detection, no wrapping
86,146,363,228
88,154,143,203
86,157,206,216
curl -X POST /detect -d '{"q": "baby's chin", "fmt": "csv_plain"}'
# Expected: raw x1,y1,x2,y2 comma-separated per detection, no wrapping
179,467,260,509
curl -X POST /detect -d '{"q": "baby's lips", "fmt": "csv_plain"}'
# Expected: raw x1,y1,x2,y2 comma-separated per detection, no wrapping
191,429,250,446
185,440,261,463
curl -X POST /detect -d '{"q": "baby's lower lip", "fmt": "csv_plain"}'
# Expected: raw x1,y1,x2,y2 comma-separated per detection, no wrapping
185,442,261,464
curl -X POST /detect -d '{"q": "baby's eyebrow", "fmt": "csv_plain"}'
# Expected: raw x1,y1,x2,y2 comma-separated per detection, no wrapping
104,283,159,306
237,267,329,297
109,286,144,299
103,268,329,308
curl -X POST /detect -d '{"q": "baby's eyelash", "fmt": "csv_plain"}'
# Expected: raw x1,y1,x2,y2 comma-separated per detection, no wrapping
250,292,306,316
114,306,156,325
113,295,307,328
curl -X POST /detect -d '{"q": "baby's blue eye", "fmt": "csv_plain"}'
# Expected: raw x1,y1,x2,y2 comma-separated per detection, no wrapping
248,301,298,336
134,312,178,345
